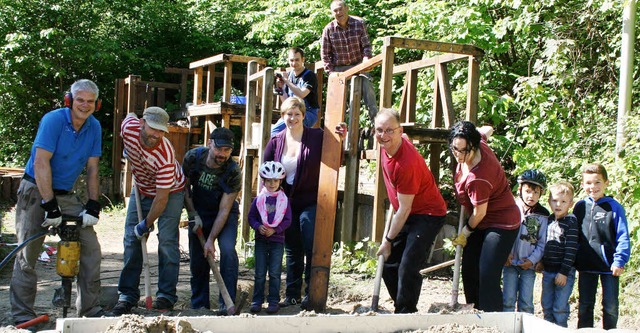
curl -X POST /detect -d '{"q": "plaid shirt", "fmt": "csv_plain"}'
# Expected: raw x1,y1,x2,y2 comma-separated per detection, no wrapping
321,16,373,73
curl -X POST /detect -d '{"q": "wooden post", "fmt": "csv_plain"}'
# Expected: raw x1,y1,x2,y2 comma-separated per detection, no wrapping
371,42,395,242
340,76,362,245
240,61,259,243
223,61,233,103
466,56,480,123
193,67,203,105
309,73,347,312
112,78,126,199
207,65,216,104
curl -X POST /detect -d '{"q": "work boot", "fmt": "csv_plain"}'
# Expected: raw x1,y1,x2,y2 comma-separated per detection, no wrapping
152,297,174,312
278,297,300,307
107,301,134,316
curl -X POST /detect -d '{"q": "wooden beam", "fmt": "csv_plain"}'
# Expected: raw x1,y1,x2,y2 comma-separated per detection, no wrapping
112,78,126,199
193,67,203,105
240,61,260,243
340,76,362,245
393,53,468,75
223,61,232,103
189,54,226,69
309,73,347,313
340,54,384,80
372,43,395,243
385,37,485,57
466,56,481,123
406,69,418,123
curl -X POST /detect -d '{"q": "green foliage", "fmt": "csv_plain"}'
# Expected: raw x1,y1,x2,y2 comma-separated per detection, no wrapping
332,238,378,277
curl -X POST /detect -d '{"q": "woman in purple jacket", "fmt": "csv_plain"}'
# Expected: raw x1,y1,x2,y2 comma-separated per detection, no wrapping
263,96,323,310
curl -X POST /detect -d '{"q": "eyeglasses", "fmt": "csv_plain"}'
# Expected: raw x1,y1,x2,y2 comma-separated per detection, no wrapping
374,127,400,136
450,146,471,154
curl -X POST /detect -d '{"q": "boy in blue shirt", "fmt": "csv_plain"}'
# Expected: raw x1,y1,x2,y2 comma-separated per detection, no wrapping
573,163,630,329
503,169,550,314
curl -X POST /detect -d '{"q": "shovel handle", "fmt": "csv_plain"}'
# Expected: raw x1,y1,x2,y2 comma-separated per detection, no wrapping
195,227,236,315
451,206,465,307
133,183,153,310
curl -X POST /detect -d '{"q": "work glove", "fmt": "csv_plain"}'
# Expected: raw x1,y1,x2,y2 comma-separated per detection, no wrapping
452,225,473,247
40,197,63,228
134,219,153,240
188,211,203,233
80,199,101,228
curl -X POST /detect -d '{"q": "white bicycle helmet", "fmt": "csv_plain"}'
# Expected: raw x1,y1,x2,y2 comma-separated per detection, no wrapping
259,161,286,179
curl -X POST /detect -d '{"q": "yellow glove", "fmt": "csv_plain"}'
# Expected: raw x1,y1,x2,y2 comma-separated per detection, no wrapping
452,225,473,247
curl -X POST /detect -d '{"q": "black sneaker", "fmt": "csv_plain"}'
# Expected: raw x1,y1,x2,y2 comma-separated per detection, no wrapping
300,295,310,310
107,301,134,316
152,297,174,312
278,297,300,307
86,308,105,318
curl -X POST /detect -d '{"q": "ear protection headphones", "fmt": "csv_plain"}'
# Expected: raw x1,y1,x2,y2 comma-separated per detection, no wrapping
64,92,102,111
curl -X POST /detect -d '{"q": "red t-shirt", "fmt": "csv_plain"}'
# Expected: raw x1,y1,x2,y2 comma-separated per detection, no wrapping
381,137,447,216
121,115,185,197
454,138,520,230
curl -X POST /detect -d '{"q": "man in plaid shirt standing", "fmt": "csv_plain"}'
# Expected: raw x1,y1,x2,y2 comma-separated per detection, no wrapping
321,0,378,122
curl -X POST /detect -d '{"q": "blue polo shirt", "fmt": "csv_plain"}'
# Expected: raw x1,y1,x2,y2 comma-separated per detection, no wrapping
24,108,102,191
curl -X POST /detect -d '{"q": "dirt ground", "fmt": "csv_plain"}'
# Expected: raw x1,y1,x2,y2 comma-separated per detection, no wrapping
1,203,639,332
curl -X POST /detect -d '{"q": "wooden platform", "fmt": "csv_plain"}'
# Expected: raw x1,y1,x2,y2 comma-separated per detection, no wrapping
187,101,247,117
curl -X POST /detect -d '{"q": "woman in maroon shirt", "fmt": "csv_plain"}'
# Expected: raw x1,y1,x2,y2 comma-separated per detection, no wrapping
449,121,520,312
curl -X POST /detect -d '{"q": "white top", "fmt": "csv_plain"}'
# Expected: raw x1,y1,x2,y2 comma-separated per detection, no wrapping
281,154,298,185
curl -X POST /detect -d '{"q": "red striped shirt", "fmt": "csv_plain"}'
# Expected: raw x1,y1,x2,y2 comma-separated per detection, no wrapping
121,115,185,197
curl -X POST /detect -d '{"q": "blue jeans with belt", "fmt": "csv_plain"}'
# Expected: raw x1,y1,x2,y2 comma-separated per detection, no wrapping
117,189,184,305
188,211,239,309
284,205,316,300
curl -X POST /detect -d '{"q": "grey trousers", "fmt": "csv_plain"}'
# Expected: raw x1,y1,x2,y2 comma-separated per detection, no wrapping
334,65,379,122
10,180,102,322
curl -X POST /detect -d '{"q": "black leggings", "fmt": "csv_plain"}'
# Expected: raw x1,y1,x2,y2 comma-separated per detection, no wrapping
461,227,518,312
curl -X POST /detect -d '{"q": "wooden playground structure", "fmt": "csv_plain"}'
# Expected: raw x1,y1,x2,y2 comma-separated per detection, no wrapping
110,37,484,313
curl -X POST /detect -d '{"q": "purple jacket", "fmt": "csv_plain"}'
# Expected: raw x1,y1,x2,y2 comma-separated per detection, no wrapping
248,195,292,243
263,127,323,213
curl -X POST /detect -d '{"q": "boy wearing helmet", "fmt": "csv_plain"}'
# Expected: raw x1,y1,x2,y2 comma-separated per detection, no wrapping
502,169,550,313
248,161,292,314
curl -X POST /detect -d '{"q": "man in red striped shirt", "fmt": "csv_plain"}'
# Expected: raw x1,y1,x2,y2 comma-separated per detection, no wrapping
109,107,186,316
321,0,378,122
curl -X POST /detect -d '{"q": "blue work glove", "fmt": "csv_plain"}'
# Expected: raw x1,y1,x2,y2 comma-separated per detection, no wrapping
80,199,101,228
40,197,63,228
134,219,153,239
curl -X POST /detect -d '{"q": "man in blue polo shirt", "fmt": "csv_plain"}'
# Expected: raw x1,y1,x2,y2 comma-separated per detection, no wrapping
10,79,104,325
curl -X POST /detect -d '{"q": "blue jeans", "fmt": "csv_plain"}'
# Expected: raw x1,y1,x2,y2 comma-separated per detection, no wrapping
382,214,444,313
284,205,316,300
541,268,576,327
462,227,518,312
252,238,284,306
578,271,619,329
271,107,319,137
117,190,184,305
502,265,536,313
188,211,239,309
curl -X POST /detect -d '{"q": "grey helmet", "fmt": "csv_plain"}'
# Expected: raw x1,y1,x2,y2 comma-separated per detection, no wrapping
517,169,547,189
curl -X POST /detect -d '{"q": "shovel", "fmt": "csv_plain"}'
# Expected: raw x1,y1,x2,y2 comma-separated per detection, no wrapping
133,183,153,310
194,226,236,315
371,208,394,311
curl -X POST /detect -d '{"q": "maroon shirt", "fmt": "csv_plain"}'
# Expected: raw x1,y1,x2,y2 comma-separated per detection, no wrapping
454,138,520,230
